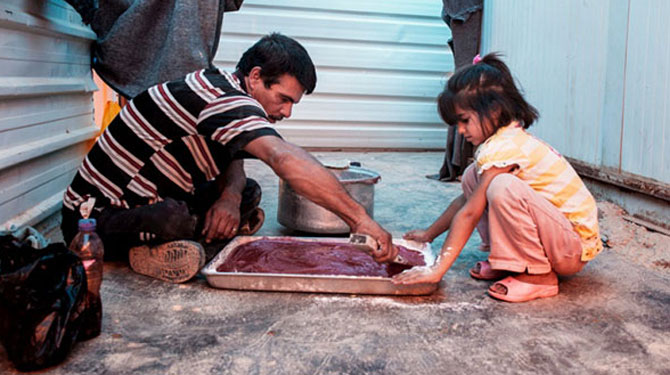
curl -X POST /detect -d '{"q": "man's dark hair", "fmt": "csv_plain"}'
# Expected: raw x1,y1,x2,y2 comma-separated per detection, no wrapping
438,52,539,135
237,33,317,94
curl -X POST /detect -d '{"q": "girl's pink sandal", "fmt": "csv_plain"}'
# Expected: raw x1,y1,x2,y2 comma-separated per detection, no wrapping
488,276,559,302
469,260,508,280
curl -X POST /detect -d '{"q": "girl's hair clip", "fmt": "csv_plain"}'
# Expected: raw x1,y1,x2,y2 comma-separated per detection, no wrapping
472,54,482,64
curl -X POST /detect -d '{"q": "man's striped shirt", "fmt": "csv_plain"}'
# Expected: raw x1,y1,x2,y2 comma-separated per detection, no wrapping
63,68,280,213
475,122,603,261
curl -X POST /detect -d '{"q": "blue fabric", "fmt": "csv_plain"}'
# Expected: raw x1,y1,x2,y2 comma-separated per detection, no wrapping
0,225,49,249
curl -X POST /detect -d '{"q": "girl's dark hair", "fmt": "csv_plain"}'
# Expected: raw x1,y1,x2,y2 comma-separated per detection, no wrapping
237,33,317,94
437,53,539,134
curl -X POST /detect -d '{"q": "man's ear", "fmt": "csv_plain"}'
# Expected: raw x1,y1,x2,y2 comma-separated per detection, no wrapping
248,66,263,91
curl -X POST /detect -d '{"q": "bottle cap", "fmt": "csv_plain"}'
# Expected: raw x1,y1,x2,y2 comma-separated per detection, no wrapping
77,218,97,231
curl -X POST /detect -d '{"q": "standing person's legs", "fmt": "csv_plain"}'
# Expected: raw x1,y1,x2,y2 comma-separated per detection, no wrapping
436,10,481,181
484,174,586,302
450,10,482,70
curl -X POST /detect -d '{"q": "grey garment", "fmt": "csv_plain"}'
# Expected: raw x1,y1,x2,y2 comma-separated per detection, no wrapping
436,9,482,181
441,0,483,24
439,124,475,181
448,9,482,71
66,0,244,98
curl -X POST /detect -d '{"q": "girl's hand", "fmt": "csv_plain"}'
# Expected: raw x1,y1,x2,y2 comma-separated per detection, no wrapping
391,265,444,285
403,229,433,243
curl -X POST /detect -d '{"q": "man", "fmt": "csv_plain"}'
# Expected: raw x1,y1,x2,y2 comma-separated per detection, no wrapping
61,33,395,283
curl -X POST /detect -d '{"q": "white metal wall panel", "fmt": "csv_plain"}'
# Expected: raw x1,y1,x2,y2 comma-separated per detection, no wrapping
481,1,611,165
621,0,670,182
0,0,97,229
216,0,451,148
598,0,630,172
481,0,669,184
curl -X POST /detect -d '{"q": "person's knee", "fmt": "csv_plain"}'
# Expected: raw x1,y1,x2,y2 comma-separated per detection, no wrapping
486,173,522,206
552,259,586,276
461,164,478,194
104,198,196,240
155,198,193,221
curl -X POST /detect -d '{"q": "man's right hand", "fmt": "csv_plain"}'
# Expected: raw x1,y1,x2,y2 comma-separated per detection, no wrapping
351,217,396,263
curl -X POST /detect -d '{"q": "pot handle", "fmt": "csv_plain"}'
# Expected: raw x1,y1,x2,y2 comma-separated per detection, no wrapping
340,161,381,184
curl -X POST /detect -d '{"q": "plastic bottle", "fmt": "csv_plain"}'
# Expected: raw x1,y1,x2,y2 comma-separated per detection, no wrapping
68,218,103,340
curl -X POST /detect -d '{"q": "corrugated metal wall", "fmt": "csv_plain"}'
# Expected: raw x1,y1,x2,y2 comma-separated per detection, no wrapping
621,0,670,182
481,0,669,184
0,0,97,230
216,0,452,149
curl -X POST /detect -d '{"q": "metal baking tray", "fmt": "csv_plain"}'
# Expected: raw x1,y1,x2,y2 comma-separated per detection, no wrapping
201,236,438,295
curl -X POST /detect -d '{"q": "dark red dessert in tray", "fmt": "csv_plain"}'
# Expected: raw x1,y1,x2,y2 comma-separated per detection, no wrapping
216,238,426,277
202,236,437,296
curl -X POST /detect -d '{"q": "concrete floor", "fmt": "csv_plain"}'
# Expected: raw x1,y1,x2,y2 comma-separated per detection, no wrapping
1,152,669,374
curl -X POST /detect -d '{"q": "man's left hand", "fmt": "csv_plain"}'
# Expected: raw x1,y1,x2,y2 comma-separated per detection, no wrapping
202,195,241,243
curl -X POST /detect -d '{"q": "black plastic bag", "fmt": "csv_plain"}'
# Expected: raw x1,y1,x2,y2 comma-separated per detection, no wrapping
0,235,88,371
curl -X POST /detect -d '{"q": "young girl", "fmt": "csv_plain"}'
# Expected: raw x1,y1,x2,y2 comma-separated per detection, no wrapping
393,53,602,302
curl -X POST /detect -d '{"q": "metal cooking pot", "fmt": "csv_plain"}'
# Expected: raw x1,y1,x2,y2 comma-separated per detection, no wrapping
277,162,381,234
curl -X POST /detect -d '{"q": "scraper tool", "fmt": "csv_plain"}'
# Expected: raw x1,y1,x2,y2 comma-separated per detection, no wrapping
348,233,411,265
